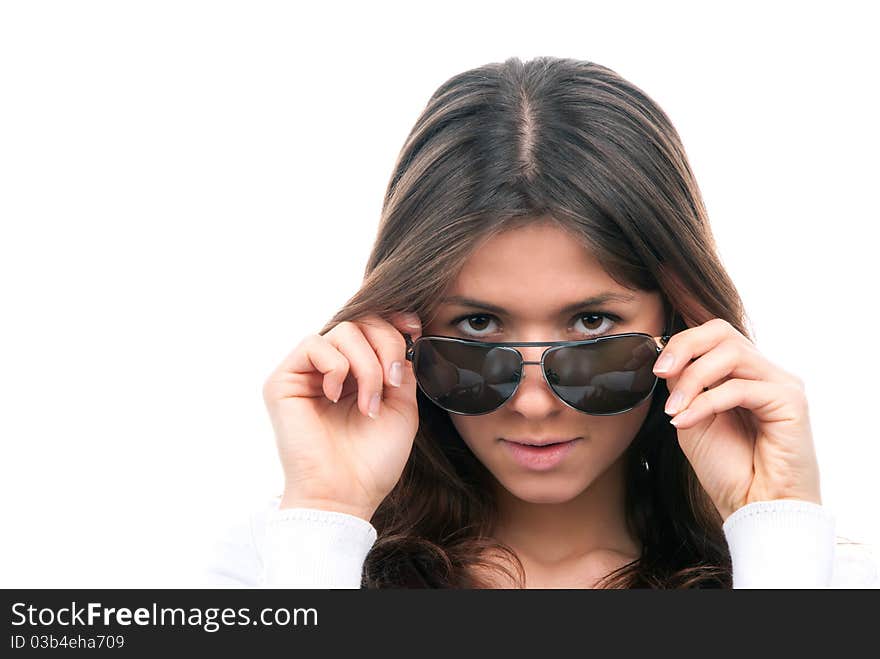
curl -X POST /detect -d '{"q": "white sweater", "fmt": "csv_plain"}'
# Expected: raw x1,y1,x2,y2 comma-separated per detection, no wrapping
203,497,879,588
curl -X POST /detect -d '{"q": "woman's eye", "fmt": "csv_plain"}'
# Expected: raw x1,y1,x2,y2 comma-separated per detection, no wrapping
451,312,618,338
574,313,617,335
453,314,498,336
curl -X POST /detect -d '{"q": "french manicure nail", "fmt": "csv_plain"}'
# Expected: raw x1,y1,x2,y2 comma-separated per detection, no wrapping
389,361,402,387
665,391,684,415
368,393,381,419
670,410,692,427
654,353,675,373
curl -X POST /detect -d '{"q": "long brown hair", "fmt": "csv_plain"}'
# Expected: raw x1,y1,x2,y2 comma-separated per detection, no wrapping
318,56,750,588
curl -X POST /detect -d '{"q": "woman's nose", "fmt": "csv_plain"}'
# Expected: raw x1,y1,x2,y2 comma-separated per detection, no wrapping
505,359,563,417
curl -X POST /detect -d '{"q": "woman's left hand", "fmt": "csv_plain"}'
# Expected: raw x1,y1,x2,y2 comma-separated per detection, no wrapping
653,317,822,522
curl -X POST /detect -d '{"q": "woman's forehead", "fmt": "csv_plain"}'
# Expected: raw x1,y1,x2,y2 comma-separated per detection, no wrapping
427,220,657,321
448,238,622,300
456,222,609,277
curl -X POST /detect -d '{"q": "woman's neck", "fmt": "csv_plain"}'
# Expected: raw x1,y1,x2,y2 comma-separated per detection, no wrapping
490,455,641,571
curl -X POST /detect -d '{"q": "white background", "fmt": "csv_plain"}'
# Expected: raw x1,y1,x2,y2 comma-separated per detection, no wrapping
1,1,877,587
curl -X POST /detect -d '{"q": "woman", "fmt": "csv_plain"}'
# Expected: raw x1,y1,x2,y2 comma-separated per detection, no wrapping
205,56,877,588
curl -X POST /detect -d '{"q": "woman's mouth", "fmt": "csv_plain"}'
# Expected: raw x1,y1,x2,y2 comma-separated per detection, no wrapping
500,437,582,471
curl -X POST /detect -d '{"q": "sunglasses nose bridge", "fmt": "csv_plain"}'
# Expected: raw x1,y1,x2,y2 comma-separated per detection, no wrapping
516,357,547,382
514,342,547,376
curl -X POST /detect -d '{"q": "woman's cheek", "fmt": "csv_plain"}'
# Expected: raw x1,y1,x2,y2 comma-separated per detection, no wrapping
450,415,494,455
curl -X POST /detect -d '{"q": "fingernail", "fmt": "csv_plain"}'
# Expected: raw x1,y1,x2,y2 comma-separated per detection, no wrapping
654,353,675,373
665,391,684,415
670,410,692,427
368,393,381,419
404,314,421,329
389,361,402,387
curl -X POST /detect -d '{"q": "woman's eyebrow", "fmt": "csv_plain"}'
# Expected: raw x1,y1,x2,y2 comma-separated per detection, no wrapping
439,292,636,315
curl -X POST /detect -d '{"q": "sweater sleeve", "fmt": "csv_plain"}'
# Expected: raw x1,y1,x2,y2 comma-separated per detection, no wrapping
723,499,836,588
201,497,377,588
260,506,377,588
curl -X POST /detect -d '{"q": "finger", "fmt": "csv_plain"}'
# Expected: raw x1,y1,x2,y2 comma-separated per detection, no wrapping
387,313,423,363
323,321,387,419
653,318,745,378
388,311,423,338
358,315,413,392
267,334,350,403
669,378,806,429
662,337,792,416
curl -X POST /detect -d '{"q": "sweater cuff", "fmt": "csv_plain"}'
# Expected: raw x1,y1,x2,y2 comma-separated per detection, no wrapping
723,499,835,588
262,507,378,588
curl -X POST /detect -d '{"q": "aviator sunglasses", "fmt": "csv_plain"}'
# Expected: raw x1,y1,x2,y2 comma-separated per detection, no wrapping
404,327,673,416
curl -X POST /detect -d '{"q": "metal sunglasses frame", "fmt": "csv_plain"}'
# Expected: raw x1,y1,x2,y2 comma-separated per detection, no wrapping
403,331,673,416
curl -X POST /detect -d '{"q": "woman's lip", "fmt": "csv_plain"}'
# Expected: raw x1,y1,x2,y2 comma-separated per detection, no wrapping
501,438,581,471
502,438,579,446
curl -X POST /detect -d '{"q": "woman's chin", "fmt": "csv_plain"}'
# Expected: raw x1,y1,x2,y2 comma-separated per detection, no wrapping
498,477,590,505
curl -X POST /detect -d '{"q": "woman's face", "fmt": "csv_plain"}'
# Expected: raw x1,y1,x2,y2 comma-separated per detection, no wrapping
420,220,666,505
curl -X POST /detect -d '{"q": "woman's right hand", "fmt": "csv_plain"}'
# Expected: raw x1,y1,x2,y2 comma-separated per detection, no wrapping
262,312,423,522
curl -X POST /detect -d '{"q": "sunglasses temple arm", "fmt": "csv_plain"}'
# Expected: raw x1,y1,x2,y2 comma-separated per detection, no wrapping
404,332,415,361
657,311,676,349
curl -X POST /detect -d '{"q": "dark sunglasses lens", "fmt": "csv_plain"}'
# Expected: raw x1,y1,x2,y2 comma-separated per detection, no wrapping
412,339,521,414
543,335,659,414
